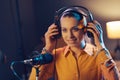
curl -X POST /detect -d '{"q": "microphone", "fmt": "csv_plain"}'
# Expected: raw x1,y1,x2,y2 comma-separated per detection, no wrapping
21,53,53,65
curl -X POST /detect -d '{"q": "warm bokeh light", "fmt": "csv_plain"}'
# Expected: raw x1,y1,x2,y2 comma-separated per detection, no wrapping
68,0,120,20
106,21,120,39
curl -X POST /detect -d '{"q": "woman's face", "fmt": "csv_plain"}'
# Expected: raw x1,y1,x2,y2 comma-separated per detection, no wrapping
60,16,85,47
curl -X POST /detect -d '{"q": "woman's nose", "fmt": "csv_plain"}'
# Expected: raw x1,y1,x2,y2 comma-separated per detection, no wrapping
67,31,74,38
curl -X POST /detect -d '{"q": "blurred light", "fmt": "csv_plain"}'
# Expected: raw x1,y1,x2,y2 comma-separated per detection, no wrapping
106,21,120,56
106,21,120,39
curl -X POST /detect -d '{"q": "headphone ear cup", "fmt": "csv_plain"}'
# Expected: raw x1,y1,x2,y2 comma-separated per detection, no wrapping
86,12,94,38
87,31,94,37
53,15,61,39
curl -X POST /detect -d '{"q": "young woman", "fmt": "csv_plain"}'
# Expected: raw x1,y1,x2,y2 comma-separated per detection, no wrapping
29,6,120,80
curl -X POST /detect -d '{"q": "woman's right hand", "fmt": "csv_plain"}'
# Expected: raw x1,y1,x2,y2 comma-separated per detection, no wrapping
44,23,59,52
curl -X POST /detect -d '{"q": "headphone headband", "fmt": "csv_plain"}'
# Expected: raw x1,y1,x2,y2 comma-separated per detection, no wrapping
55,6,93,22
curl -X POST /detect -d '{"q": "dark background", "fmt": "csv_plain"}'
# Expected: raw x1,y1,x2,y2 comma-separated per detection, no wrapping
0,0,120,80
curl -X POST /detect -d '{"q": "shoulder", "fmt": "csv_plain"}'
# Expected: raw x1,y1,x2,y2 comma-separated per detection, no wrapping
96,49,112,63
52,46,67,54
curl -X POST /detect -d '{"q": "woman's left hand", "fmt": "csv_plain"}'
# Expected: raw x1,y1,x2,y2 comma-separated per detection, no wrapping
86,20,106,50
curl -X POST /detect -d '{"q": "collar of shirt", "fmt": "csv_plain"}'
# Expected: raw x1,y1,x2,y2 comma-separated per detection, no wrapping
63,43,97,56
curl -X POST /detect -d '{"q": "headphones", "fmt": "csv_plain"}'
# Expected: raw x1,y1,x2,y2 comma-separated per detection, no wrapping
54,5,94,39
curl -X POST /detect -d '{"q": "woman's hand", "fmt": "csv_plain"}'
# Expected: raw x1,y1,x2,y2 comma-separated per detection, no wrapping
44,23,59,52
86,20,106,50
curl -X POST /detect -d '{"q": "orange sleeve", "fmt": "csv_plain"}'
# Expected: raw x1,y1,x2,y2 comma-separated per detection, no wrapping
101,59,120,80
97,49,120,80
29,67,36,80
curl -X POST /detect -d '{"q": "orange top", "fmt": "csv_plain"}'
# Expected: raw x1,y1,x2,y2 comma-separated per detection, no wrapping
29,44,120,80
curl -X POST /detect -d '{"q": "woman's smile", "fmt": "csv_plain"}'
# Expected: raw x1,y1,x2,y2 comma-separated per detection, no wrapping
67,39,77,44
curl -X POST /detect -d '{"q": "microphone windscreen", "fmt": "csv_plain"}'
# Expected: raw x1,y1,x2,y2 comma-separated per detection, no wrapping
32,53,53,65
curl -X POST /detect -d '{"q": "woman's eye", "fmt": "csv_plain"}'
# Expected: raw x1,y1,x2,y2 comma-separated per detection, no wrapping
72,27,79,31
61,28,67,32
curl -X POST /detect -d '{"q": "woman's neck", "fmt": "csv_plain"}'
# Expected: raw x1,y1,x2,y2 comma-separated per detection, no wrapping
70,39,86,50
70,40,86,58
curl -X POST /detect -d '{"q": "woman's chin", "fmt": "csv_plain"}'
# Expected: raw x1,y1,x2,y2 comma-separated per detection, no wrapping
68,44,78,47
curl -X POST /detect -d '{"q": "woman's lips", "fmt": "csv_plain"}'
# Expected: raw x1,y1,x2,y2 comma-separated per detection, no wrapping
67,39,76,43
